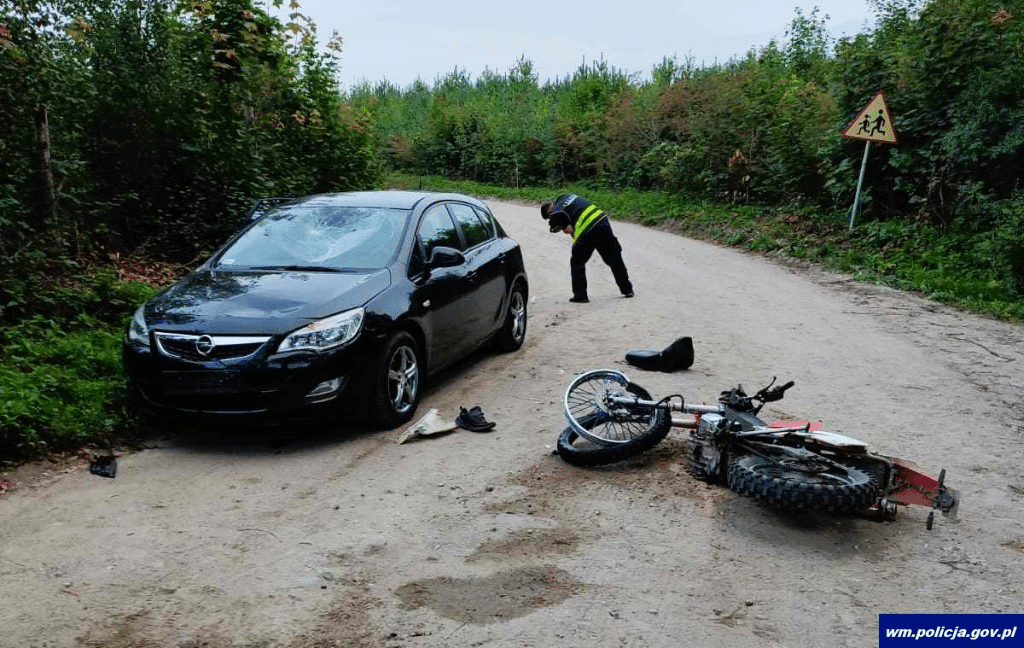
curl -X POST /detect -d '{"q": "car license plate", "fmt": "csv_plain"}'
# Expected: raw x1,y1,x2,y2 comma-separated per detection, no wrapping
163,371,241,394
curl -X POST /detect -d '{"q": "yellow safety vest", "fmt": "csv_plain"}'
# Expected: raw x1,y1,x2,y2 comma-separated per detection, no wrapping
572,204,604,242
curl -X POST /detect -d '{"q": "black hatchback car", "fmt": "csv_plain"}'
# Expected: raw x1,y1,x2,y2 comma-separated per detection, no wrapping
123,191,529,427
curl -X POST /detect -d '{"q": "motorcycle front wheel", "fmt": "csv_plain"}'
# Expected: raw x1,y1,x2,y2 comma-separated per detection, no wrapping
727,454,880,515
562,369,670,447
556,423,669,467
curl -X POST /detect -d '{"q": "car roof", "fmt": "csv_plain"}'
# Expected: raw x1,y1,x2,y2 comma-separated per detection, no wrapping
292,190,487,211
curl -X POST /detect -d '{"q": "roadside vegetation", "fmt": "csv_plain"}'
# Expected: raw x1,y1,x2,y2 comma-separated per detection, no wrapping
395,173,1024,322
1,0,1021,464
0,269,158,461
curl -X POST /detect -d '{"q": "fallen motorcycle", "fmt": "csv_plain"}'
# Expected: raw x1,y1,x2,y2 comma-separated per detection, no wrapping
557,369,959,529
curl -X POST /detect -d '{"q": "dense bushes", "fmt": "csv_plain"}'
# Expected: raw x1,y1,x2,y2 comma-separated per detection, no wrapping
0,316,126,460
1,0,380,462
352,0,1022,295
0,0,382,307
0,270,158,461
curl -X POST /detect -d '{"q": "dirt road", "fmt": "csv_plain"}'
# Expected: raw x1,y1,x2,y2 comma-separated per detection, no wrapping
2,199,1022,648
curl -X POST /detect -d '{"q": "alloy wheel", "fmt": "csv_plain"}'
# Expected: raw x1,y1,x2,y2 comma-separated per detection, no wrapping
388,345,419,414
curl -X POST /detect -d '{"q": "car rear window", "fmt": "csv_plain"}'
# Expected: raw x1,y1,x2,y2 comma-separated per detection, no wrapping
473,206,497,237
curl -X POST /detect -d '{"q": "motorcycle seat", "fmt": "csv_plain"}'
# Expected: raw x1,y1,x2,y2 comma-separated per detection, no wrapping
625,337,694,372
624,350,664,371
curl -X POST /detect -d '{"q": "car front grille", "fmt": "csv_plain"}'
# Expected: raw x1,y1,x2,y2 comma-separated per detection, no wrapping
154,332,272,363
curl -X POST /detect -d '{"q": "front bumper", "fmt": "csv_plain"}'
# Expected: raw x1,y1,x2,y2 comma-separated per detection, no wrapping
123,334,379,418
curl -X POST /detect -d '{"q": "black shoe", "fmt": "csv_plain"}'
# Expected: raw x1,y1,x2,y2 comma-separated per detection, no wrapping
622,291,634,298
455,405,496,432
569,296,589,303
89,453,118,478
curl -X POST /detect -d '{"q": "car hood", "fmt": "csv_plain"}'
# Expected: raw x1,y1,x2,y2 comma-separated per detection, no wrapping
145,268,391,335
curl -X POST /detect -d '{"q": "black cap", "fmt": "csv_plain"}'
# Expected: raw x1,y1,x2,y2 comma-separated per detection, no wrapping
541,203,571,232
546,212,571,232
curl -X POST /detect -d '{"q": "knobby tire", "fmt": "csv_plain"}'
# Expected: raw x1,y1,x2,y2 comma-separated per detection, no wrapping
727,454,880,514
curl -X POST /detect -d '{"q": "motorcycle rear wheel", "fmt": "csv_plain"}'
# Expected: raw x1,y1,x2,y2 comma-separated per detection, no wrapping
727,454,880,514
563,370,669,447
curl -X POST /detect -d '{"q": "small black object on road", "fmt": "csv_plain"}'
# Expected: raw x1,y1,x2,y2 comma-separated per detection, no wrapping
455,406,496,432
89,454,117,478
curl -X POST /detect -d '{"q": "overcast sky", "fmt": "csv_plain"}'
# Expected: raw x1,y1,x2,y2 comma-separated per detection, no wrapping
276,0,878,90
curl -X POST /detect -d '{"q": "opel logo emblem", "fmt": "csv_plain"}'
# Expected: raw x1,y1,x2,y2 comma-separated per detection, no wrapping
195,335,215,357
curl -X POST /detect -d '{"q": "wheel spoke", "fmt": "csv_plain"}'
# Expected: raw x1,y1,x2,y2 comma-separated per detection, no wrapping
557,371,672,465
563,370,666,446
387,347,418,412
510,295,526,339
761,458,862,486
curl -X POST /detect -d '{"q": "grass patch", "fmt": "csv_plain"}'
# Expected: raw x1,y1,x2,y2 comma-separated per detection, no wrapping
0,267,160,464
0,316,127,461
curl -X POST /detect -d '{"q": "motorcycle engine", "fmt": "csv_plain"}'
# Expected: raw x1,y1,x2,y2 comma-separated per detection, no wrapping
687,413,727,482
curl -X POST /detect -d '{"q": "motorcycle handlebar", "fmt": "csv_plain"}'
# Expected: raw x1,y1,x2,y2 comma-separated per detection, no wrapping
759,380,795,403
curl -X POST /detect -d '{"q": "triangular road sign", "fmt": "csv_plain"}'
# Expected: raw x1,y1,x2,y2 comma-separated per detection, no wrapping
843,91,898,144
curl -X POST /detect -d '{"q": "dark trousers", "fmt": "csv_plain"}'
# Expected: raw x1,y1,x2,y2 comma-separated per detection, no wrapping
570,219,633,299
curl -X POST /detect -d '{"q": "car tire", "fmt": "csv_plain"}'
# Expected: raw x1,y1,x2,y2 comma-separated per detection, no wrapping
370,331,422,428
495,282,527,352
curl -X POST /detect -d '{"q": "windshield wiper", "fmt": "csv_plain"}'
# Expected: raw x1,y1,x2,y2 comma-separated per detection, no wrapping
248,265,346,272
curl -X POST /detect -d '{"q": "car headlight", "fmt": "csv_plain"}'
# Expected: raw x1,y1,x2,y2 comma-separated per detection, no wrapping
278,308,364,353
127,305,150,346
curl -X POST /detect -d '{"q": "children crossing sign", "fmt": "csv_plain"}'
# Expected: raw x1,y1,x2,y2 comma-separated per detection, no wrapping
843,91,898,230
843,91,898,144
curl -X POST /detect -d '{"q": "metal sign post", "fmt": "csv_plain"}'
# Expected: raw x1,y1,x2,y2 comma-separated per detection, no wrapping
842,91,898,230
849,141,871,231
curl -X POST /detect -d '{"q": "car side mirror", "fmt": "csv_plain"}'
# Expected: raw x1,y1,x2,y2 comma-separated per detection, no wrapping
426,246,465,269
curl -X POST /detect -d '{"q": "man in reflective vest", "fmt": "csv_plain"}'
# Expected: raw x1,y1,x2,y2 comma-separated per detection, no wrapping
541,194,634,303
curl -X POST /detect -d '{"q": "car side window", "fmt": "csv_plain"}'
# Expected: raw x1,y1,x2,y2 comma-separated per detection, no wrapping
473,206,497,237
448,203,491,249
417,205,463,260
